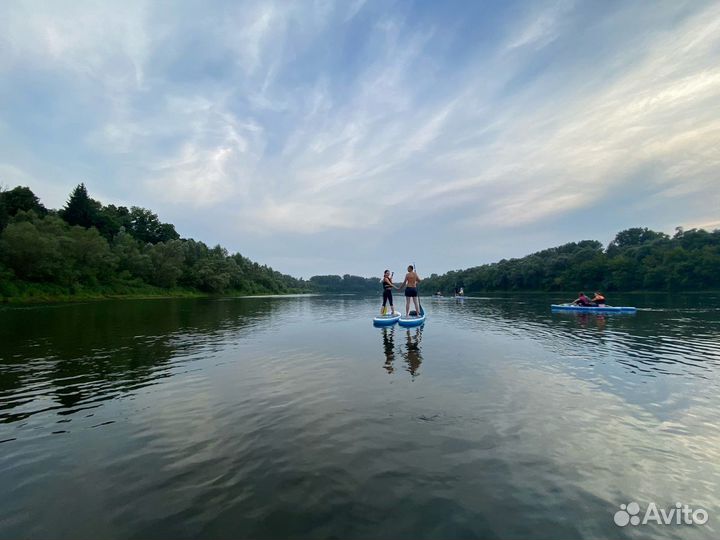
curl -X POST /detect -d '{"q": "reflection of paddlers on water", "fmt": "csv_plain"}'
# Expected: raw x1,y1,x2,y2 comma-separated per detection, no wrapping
401,327,423,377
379,325,422,377
381,327,396,374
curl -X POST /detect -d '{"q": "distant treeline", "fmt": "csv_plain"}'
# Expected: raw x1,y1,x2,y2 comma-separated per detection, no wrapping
308,274,380,294
0,184,309,300
2,185,718,301
422,228,720,294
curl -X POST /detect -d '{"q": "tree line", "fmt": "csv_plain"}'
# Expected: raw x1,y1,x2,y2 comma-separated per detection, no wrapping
0,184,308,300
2,184,718,301
421,227,720,294
308,274,381,294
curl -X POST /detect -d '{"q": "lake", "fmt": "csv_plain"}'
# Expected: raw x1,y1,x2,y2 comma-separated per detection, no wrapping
1,294,719,539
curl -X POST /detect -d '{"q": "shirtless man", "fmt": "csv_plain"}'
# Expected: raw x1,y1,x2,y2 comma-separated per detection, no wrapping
573,292,591,306
400,265,421,317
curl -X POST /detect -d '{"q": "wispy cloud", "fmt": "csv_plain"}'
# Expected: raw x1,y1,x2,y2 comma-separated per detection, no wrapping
504,0,573,51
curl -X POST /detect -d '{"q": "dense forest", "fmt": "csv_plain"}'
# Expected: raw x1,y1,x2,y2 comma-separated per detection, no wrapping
0,184,309,301
421,227,720,294
1,184,718,302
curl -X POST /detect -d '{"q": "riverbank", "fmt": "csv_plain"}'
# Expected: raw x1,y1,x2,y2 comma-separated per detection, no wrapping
0,281,312,305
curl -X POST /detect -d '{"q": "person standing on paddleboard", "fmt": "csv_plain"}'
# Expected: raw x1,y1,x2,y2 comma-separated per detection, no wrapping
381,270,399,315
400,265,422,317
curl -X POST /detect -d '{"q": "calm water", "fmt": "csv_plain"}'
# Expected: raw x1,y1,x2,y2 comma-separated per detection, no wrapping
1,294,719,539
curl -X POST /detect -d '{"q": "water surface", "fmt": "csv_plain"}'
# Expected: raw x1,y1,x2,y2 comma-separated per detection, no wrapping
1,294,719,539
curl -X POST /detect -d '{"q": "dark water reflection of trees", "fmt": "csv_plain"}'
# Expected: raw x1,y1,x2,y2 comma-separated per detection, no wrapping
0,298,278,423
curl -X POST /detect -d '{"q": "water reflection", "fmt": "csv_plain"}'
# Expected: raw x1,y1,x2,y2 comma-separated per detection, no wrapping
0,298,279,424
381,327,396,374
401,327,423,377
571,312,607,330
438,294,720,381
378,326,424,377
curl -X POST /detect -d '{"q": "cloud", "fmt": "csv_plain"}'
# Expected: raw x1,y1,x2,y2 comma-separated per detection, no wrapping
0,0,150,91
142,96,266,207
504,0,573,51
0,0,718,275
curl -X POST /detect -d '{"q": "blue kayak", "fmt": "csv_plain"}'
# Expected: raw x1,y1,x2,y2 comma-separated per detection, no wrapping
551,304,637,313
373,312,401,326
398,305,426,327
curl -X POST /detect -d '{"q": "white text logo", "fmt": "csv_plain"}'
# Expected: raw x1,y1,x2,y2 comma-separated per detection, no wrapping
614,502,708,527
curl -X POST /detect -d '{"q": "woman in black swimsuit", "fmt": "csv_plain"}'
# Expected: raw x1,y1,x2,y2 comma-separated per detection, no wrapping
381,270,399,315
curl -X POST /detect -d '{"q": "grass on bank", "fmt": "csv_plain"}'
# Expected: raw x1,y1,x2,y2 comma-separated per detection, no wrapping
0,279,310,304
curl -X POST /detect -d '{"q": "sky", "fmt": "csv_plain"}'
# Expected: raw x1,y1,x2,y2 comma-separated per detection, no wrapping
1,0,719,278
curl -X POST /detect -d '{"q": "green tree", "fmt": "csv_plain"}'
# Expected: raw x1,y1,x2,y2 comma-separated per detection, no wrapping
607,227,669,254
0,186,47,225
92,204,131,240
112,230,152,281
60,183,101,229
0,214,67,282
0,191,7,231
65,226,116,285
195,258,234,292
128,207,179,244
148,240,185,288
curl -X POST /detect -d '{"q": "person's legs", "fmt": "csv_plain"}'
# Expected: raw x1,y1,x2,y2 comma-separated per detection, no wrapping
405,296,411,317
413,296,420,316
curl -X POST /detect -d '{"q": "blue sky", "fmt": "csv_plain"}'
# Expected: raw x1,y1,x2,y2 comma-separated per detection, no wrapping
1,0,719,278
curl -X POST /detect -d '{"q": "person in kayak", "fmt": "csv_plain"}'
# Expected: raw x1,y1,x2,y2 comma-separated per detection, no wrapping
590,291,606,306
573,292,591,306
400,265,422,317
381,270,399,315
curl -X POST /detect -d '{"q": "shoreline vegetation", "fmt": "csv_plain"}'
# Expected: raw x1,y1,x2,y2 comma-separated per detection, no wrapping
421,227,720,295
1,185,718,305
0,284,315,305
0,184,316,304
